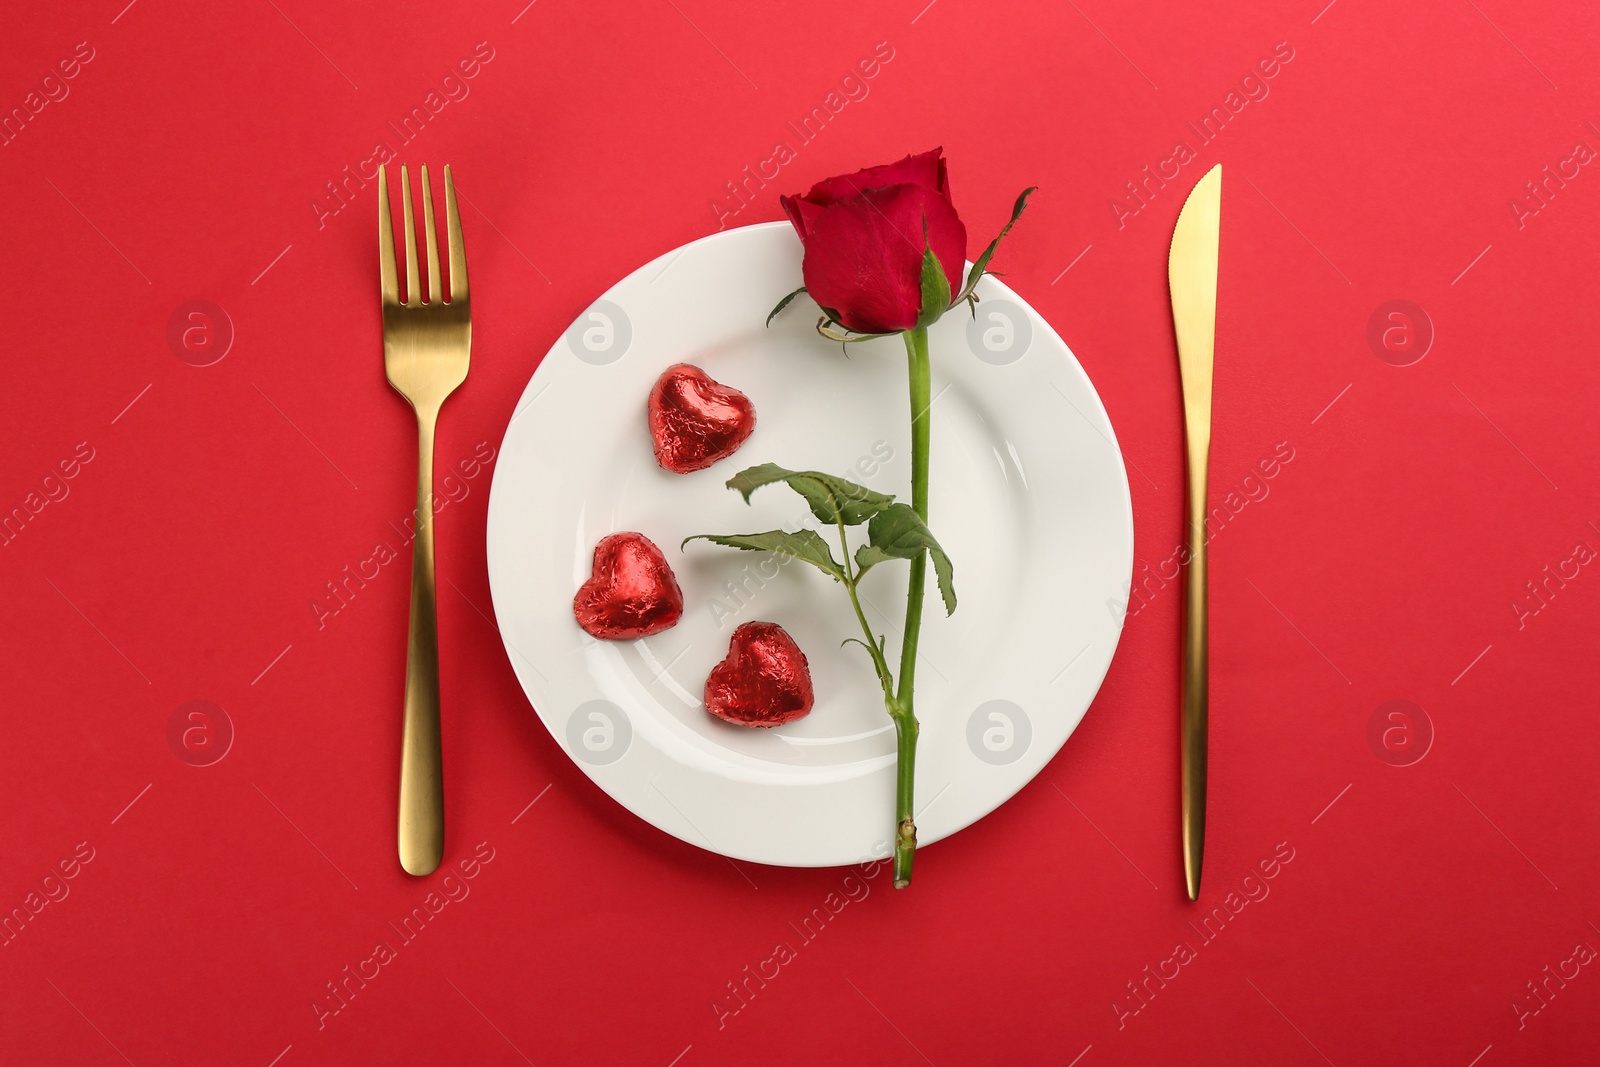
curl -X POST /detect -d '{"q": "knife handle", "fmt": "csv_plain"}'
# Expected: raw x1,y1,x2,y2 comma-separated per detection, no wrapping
1181,429,1209,901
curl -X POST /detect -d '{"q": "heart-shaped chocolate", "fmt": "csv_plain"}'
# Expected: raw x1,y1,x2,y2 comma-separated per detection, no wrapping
648,363,757,473
573,532,684,640
704,622,814,728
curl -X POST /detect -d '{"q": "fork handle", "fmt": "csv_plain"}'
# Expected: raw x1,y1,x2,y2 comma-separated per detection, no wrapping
399,409,445,876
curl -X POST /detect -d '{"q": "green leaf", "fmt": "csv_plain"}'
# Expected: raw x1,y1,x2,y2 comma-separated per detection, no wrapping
955,186,1036,304
767,286,809,326
853,503,957,614
682,529,843,580
725,463,894,526
915,215,952,329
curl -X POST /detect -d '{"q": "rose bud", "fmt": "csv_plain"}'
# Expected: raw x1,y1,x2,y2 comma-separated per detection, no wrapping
704,622,815,728
648,363,757,473
779,147,967,335
573,532,684,640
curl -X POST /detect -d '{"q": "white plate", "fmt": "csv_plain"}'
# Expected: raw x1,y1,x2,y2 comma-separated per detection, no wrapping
486,222,1132,868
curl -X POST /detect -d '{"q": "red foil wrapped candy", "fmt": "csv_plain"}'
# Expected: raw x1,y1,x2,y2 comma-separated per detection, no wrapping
648,363,757,473
704,622,815,728
573,532,684,640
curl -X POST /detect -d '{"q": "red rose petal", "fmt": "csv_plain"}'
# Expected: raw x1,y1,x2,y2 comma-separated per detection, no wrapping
782,148,950,242
799,183,967,334
802,148,948,209
780,194,829,241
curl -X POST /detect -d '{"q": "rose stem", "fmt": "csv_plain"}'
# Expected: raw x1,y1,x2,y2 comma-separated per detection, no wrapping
892,325,932,888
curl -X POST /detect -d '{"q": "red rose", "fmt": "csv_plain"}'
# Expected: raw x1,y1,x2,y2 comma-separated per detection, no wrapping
780,148,967,335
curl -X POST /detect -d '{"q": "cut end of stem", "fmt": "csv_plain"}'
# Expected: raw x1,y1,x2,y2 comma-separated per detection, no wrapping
893,817,917,889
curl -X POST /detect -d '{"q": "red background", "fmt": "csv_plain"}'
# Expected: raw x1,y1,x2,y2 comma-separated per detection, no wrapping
3,0,1598,1064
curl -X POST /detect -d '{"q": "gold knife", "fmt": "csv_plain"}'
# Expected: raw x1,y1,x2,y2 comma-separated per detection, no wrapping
1168,164,1220,902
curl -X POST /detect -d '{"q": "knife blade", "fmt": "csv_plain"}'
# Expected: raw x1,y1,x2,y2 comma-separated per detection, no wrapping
1167,163,1220,902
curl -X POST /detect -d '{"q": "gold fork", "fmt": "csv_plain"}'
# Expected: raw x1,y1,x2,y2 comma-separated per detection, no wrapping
379,163,470,876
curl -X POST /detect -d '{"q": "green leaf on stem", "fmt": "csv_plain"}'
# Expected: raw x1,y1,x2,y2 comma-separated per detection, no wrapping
767,286,809,326
955,186,1037,305
914,216,952,329
682,529,844,580
853,502,957,614
726,463,894,526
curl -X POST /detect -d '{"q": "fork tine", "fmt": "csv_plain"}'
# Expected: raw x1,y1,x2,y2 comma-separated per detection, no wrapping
378,165,399,305
400,164,420,307
444,165,468,302
420,165,442,305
